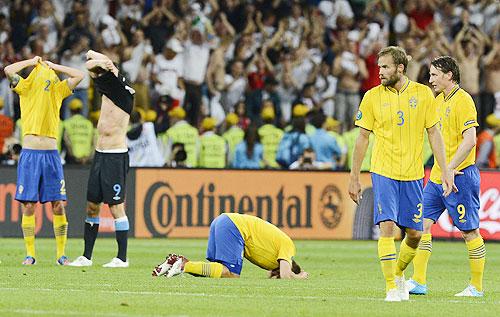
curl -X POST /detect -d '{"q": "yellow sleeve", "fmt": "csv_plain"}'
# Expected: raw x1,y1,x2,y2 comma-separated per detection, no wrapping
12,76,31,96
355,90,374,131
424,87,439,129
55,79,73,101
277,239,296,265
458,94,479,134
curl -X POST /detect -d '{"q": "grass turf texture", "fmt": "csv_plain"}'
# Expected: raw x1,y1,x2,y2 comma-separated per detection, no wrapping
0,238,498,316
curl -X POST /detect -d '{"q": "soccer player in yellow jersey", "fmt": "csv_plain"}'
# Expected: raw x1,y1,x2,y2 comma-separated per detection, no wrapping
406,56,485,297
4,56,84,265
152,213,309,279
348,46,455,302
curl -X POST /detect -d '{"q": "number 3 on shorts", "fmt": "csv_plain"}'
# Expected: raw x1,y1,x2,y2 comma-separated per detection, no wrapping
457,204,466,223
113,184,121,201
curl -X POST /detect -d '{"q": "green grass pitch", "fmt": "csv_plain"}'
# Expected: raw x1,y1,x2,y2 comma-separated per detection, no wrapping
0,238,498,316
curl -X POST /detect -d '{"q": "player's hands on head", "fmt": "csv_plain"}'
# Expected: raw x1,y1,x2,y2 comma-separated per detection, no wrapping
31,56,42,65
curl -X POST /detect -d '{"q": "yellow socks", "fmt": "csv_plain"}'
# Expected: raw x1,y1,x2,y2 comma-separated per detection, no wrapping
412,233,432,284
395,238,418,277
378,237,397,290
184,261,223,278
53,214,68,259
21,214,36,258
466,236,486,291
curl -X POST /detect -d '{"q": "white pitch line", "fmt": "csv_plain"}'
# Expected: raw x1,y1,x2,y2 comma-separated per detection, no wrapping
0,287,491,304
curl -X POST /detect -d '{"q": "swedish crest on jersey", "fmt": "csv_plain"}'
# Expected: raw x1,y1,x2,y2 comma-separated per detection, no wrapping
409,96,417,108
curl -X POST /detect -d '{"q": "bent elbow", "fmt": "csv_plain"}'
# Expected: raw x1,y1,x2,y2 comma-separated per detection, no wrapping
4,66,13,77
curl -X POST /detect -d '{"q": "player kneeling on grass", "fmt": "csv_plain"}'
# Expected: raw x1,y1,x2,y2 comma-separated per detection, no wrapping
152,213,309,279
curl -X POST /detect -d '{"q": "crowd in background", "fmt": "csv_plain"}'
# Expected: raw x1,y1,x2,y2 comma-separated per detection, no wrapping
0,0,499,170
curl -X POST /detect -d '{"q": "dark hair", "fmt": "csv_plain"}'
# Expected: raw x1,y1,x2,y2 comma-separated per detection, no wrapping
130,110,141,124
310,111,326,129
244,124,259,159
291,260,301,274
431,56,461,84
377,46,409,74
291,116,306,134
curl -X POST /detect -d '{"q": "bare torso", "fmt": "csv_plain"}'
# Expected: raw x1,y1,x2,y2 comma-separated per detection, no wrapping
96,95,129,150
23,135,57,150
458,56,480,95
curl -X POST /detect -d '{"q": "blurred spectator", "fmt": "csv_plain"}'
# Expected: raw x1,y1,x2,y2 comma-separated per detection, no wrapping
232,124,263,169
325,116,347,169
63,99,93,164
309,111,341,170
167,142,188,168
152,38,185,108
258,106,283,169
333,33,368,132
344,126,374,172
276,112,311,169
61,37,91,118
476,115,498,169
122,28,154,110
161,107,199,168
289,147,331,170
0,97,14,155
198,117,227,168
222,113,244,166
313,60,338,118
182,23,211,126
454,22,487,125
221,60,247,112
127,110,164,167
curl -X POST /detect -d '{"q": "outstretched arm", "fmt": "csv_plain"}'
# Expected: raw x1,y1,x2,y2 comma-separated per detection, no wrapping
45,61,85,90
4,56,41,84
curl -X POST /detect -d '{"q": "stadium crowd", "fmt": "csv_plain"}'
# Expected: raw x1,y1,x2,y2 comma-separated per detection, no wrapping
0,0,499,169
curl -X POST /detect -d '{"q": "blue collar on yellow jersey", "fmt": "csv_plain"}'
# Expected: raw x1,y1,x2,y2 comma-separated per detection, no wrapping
444,85,460,102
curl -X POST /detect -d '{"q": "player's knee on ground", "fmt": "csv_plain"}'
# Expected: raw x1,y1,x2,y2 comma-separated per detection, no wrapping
86,202,100,217
51,200,65,215
22,202,36,216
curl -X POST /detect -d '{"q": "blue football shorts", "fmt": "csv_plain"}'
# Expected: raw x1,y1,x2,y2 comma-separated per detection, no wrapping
371,173,424,231
423,165,480,231
15,149,66,203
206,214,245,275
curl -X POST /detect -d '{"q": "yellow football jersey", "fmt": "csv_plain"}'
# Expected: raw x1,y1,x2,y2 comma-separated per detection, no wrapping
13,63,72,139
355,78,439,181
226,213,296,270
429,86,479,184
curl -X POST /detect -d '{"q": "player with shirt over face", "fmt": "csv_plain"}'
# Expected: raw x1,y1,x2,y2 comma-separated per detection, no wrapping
152,213,309,280
348,46,455,302
69,50,135,268
406,56,485,297
4,56,84,266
